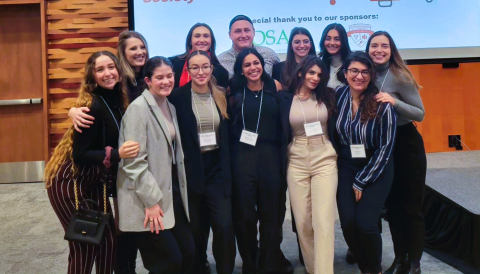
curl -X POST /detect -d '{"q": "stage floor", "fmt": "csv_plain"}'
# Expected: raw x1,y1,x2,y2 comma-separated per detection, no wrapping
426,151,480,215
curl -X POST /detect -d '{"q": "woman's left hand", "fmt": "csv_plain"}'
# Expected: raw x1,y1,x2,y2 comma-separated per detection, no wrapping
353,187,362,202
375,92,396,105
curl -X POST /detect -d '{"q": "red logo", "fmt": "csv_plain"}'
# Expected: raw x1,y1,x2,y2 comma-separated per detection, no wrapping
347,24,374,47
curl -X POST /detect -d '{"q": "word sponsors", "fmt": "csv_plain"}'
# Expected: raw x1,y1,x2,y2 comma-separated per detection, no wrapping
252,14,379,24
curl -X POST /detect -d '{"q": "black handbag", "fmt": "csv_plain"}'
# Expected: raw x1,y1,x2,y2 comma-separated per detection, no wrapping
64,179,111,245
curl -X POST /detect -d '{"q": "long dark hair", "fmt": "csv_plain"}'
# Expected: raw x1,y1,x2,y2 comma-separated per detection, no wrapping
319,23,351,82
229,48,275,130
289,55,336,118
178,23,221,65
281,27,316,88
143,56,173,79
366,31,420,89
342,51,380,122
230,48,272,93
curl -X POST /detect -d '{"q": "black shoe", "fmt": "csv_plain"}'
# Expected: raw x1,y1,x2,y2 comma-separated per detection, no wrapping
346,249,356,264
384,257,410,274
408,265,421,274
279,252,294,274
205,261,211,274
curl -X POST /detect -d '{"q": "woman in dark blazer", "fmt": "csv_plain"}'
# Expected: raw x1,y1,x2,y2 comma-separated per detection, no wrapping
169,23,229,89
168,51,235,274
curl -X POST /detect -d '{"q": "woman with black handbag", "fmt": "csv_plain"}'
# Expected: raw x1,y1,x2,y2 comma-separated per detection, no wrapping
44,51,139,274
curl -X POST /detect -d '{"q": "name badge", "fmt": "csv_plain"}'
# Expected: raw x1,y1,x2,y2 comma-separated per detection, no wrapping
304,121,323,137
199,132,217,147
350,144,367,158
240,130,258,146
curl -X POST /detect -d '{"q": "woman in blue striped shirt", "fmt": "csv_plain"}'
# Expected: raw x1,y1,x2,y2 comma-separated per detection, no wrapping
333,51,397,274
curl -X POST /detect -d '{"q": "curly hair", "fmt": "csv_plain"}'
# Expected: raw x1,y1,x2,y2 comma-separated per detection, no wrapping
44,51,128,187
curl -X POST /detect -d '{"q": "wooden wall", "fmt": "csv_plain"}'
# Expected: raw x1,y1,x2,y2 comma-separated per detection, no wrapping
410,63,480,153
46,0,128,155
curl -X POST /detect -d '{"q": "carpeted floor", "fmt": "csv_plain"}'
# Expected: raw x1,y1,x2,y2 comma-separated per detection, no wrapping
2,150,477,273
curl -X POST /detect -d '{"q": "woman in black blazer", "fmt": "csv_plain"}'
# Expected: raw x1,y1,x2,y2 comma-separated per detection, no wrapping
168,51,235,274
169,23,229,89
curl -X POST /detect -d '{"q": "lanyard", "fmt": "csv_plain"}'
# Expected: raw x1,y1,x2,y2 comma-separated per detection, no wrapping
296,94,319,124
99,95,121,132
379,68,390,91
348,88,363,145
191,89,215,133
242,86,263,133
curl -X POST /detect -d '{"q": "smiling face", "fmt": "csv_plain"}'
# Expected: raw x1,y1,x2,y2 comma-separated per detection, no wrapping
188,54,212,87
324,29,341,56
368,35,391,65
242,53,263,84
292,34,311,60
191,26,212,52
229,20,255,52
93,55,120,90
124,37,147,69
302,64,322,91
345,61,371,93
145,64,174,98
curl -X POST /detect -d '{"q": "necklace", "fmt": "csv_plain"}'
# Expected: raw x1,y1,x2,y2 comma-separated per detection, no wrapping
250,89,261,98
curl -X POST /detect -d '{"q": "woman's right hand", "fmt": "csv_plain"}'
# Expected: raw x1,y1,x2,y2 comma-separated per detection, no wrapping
119,141,140,159
144,204,164,234
69,107,94,133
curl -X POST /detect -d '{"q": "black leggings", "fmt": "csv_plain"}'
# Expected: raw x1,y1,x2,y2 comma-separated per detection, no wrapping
337,146,394,273
386,122,427,263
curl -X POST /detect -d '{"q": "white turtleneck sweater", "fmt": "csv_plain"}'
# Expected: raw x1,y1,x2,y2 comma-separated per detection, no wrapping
327,55,344,90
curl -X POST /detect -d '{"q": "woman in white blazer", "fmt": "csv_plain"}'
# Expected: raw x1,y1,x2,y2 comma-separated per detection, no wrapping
116,56,194,274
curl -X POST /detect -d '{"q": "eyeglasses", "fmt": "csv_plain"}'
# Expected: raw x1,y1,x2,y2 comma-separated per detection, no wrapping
292,39,311,45
346,68,371,78
188,65,212,75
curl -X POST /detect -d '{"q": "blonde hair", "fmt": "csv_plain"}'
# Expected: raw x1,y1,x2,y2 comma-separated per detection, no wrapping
188,51,229,119
117,30,149,87
44,51,129,187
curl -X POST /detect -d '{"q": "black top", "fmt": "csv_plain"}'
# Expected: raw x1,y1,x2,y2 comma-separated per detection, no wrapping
169,55,230,89
126,71,146,103
229,79,281,144
271,61,285,84
72,84,123,166
168,82,232,196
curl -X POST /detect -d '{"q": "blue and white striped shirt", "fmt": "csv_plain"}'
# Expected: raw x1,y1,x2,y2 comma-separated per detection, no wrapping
335,86,397,191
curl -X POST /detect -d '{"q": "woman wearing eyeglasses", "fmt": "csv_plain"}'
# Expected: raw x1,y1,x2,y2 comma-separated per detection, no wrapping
272,27,316,89
168,51,235,274
333,51,397,274
319,23,352,90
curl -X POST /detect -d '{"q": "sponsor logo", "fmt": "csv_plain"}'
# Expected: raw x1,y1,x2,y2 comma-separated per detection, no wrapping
253,30,289,46
347,24,374,47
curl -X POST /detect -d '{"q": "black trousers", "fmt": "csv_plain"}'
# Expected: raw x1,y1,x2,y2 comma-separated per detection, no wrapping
337,146,394,273
115,233,138,274
232,141,282,273
189,149,236,274
134,164,195,274
386,122,427,263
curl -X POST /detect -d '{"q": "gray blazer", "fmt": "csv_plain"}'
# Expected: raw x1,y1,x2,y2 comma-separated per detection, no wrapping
116,90,189,232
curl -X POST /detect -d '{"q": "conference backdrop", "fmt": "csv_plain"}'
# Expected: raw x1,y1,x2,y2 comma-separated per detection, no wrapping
132,0,480,60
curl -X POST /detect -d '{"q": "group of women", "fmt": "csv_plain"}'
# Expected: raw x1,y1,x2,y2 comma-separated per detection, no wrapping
44,20,426,274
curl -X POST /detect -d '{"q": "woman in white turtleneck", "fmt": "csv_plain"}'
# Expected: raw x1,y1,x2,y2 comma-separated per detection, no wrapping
318,23,352,90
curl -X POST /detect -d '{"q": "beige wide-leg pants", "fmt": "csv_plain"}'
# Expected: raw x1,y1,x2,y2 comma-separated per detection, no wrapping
287,135,338,274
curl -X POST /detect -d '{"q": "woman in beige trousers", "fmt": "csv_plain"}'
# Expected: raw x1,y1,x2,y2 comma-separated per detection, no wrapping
279,55,338,274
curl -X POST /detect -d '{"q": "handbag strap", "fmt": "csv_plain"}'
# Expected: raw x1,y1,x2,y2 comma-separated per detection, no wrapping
74,178,107,214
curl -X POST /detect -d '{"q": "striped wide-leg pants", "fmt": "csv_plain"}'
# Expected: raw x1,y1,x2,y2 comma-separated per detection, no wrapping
47,162,117,274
